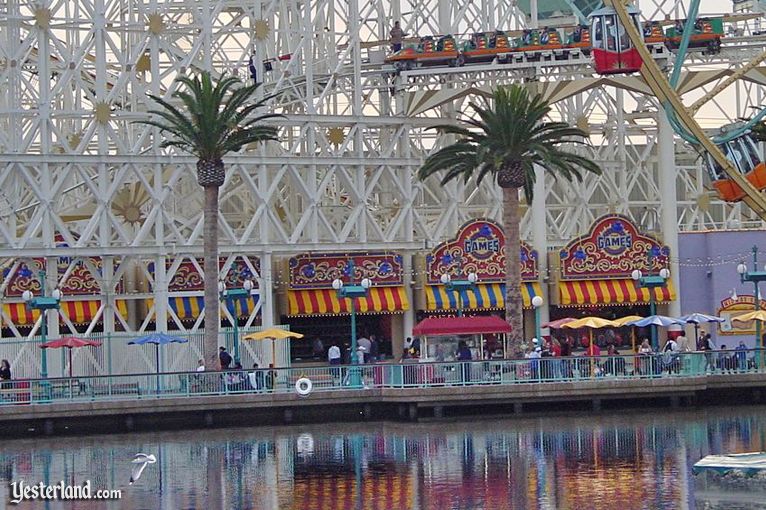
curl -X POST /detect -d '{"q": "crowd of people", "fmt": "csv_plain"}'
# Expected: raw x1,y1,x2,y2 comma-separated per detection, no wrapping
190,347,279,393
0,329,759,398
520,332,757,378
309,333,389,365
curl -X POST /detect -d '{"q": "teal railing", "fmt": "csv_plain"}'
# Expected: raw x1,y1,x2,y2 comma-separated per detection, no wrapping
1,349,764,406
0,326,292,380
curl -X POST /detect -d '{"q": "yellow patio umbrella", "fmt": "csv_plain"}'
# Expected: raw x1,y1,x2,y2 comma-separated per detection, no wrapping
563,317,618,329
612,315,644,351
562,317,619,353
731,310,766,323
243,328,304,367
612,315,644,326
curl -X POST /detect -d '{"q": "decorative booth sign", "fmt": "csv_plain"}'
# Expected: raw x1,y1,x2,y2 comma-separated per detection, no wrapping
2,257,118,296
147,257,260,291
559,215,670,280
718,295,766,336
1,234,127,297
289,252,404,289
426,219,538,284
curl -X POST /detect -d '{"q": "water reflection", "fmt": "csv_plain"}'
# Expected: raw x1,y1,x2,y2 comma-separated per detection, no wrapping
1,407,765,510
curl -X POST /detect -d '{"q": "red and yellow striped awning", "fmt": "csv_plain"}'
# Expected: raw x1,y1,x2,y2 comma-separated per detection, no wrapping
2,300,129,326
558,279,676,306
287,287,409,316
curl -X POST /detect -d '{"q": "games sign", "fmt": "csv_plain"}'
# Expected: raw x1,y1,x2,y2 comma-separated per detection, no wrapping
559,215,670,280
426,219,538,284
288,252,404,289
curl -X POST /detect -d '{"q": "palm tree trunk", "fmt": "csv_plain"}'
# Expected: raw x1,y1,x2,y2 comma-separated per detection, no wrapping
204,185,221,370
503,186,524,355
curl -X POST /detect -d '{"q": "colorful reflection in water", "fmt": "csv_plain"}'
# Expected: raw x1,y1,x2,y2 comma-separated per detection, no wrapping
0,407,765,510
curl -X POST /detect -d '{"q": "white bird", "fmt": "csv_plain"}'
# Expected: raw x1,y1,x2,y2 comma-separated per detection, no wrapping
129,453,156,485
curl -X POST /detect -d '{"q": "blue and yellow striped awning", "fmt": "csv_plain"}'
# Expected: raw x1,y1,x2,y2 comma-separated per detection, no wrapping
147,295,259,321
426,282,542,311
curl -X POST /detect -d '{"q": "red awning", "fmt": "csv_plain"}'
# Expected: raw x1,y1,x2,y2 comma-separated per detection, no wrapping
413,316,511,337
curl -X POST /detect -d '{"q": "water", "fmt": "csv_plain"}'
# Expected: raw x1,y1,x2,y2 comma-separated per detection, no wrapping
1,407,765,510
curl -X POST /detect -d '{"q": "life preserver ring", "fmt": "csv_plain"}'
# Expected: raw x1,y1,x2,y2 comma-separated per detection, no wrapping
295,377,312,396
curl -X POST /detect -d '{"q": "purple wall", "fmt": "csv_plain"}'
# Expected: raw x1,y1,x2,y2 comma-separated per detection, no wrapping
678,230,766,349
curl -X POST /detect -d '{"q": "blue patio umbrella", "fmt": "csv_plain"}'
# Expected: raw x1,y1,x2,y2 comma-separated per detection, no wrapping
128,333,188,394
626,315,685,328
677,313,724,345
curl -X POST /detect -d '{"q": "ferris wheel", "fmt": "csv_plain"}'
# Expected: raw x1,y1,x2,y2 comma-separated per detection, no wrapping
603,0,766,218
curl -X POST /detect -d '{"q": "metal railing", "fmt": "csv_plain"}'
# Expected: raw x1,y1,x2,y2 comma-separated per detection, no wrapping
1,349,764,406
0,326,292,380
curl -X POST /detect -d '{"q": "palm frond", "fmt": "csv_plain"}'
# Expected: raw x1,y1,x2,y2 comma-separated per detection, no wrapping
133,70,280,164
416,84,600,202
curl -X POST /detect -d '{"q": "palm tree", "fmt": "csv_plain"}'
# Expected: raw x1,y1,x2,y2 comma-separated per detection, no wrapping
417,85,600,353
136,71,281,370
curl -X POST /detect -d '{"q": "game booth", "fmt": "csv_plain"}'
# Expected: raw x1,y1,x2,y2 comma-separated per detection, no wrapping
417,219,543,342
398,315,512,385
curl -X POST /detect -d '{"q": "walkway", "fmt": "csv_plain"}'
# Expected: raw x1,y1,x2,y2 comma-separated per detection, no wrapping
2,350,765,435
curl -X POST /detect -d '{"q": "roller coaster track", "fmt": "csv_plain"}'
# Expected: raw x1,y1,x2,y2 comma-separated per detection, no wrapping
605,0,766,220
689,48,766,113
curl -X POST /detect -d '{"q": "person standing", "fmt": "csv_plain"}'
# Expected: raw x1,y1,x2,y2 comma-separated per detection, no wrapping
526,340,541,380
636,338,651,375
248,51,259,82
703,333,716,372
677,333,692,353
328,342,341,364
369,334,379,362
190,359,206,392
735,340,749,371
249,363,264,391
219,346,232,369
390,21,407,52
663,336,680,374
328,342,341,383
312,336,325,360
456,341,472,384
265,364,277,391
559,337,572,378
0,360,11,389
676,333,692,372
357,335,372,363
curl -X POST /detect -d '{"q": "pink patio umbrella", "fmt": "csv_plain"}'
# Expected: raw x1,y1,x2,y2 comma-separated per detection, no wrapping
542,317,576,329
39,336,102,378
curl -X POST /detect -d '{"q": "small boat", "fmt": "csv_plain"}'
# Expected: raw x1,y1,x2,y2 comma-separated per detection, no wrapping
693,452,766,476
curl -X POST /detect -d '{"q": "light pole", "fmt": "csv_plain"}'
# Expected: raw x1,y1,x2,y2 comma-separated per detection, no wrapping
333,261,371,387
218,278,254,364
631,267,670,351
737,245,766,348
532,295,544,341
22,270,62,379
440,271,478,317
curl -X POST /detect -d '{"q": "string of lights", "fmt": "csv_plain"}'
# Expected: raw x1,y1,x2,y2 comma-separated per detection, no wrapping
3,247,766,297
